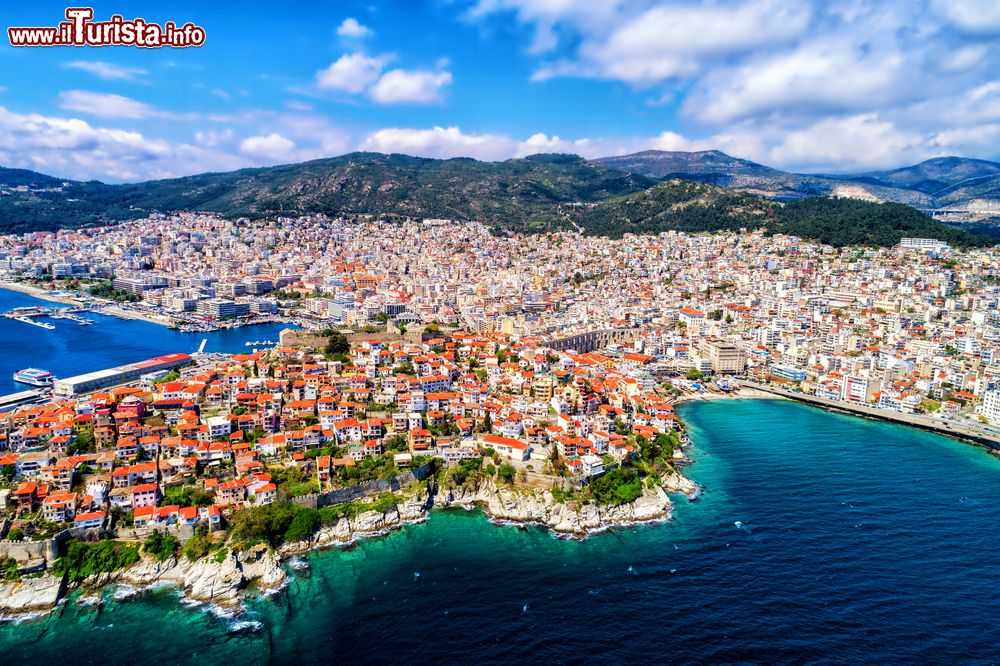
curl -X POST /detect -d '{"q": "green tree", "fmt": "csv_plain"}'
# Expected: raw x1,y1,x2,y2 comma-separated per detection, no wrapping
685,368,705,381
498,463,516,484
323,331,350,358
143,531,180,562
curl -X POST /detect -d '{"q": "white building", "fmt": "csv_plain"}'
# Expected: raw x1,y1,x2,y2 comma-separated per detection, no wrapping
977,390,1000,423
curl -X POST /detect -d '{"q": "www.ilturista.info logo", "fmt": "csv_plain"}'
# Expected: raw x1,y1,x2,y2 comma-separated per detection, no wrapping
8,7,205,48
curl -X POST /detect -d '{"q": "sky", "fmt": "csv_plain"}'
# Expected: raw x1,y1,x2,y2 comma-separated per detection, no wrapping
0,0,998,182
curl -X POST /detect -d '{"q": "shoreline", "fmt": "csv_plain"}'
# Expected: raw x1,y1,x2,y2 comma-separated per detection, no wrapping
736,380,1000,454
1,282,298,332
671,386,782,404
0,281,82,307
0,466,702,622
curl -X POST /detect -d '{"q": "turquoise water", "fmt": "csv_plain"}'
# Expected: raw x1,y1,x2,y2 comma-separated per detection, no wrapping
0,288,296,395
2,399,1000,663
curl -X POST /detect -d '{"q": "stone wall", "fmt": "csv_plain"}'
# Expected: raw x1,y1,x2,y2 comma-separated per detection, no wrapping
293,462,434,510
0,529,70,566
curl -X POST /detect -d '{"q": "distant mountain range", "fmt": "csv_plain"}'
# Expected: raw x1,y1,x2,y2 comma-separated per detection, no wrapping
0,151,996,247
593,151,1000,212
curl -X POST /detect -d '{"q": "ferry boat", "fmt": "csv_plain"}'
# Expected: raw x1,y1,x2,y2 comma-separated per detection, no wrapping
12,368,55,387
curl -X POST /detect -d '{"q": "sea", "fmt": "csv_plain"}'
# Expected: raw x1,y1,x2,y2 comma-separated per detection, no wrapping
0,288,296,395
1,396,999,663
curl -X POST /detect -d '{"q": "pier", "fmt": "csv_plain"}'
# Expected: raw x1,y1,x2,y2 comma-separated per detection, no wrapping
2,304,96,329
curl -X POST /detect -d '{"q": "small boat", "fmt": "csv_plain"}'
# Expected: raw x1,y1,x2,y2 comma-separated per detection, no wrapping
13,368,55,387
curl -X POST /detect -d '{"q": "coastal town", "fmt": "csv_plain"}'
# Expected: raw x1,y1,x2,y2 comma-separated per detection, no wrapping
1,213,1000,615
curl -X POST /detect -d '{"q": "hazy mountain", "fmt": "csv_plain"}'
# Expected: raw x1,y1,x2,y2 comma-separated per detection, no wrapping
592,150,1000,211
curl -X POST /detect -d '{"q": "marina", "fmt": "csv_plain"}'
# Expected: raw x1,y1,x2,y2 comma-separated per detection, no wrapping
0,287,298,395
2,304,96,329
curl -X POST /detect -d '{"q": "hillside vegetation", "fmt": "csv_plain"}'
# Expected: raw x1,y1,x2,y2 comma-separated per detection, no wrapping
0,152,994,247
572,180,993,247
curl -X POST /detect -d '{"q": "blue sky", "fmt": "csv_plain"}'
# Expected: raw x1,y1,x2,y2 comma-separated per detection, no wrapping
0,0,998,181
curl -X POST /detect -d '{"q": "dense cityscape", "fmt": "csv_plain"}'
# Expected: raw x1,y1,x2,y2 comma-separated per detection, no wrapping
1,212,999,618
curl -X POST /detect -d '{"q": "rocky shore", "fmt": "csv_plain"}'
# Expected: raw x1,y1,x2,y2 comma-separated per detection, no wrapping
440,471,700,537
0,468,700,620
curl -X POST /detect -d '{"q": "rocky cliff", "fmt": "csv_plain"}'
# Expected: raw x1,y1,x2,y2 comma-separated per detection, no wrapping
0,470,700,619
280,493,430,556
438,471,700,538
0,574,64,616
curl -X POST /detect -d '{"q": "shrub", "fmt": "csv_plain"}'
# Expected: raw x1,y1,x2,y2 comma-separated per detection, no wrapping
54,539,140,583
498,463,516,484
183,526,214,562
283,508,321,543
588,468,643,506
143,531,180,562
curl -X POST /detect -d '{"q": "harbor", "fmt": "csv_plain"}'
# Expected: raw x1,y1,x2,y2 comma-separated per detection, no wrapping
2,305,96,330
0,287,297,395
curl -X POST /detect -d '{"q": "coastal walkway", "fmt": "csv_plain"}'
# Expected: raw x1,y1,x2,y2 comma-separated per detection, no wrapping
738,380,1000,452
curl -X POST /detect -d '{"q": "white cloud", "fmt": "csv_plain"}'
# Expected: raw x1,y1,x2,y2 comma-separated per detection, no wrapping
337,17,372,38
765,114,922,171
360,126,515,161
931,0,1000,34
194,128,234,148
0,105,170,180
63,61,147,81
472,0,1000,171
685,40,914,124
315,52,387,93
58,90,155,119
581,0,812,84
239,133,296,162
370,69,452,104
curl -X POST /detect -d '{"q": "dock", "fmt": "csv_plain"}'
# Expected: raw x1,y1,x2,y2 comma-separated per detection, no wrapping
2,304,96,329
0,388,45,412
5,314,56,329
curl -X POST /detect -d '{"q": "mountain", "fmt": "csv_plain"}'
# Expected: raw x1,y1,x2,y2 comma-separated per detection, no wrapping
0,153,654,234
0,152,994,247
851,157,1000,209
0,167,66,188
859,156,1000,194
566,179,990,247
589,150,786,182
592,151,1000,211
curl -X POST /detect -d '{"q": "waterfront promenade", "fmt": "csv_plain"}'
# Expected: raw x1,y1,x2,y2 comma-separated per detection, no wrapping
740,380,1000,452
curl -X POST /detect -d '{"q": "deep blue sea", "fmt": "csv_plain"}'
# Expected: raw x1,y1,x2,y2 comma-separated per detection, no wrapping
2,398,999,663
0,288,295,395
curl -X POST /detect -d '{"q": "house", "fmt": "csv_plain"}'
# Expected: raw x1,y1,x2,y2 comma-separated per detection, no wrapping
74,510,106,529
253,483,277,505
481,434,530,461
581,454,605,477
131,482,159,509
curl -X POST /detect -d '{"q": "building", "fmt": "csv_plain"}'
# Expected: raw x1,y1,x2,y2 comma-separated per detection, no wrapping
978,390,1000,424
481,434,530,461
197,298,250,320
899,238,950,254
769,363,807,383
53,353,191,397
700,339,746,374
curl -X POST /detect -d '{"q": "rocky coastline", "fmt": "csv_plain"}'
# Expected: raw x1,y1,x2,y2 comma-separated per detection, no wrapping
0,467,700,621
